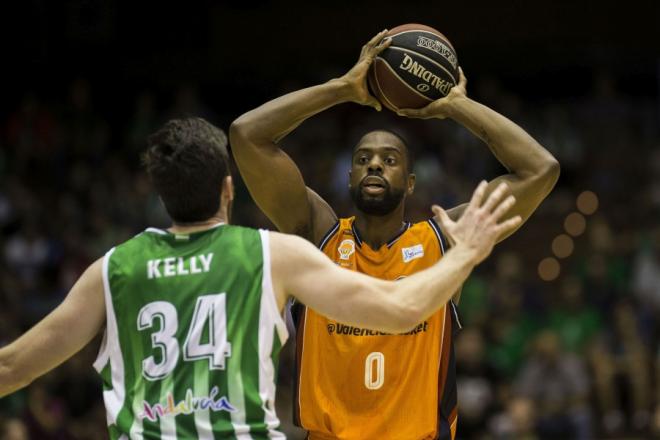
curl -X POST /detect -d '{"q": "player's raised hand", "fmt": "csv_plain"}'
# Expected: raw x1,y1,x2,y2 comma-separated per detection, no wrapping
432,181,521,264
339,30,392,111
397,67,468,120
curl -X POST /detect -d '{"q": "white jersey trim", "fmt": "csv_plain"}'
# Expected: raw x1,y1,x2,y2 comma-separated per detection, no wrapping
259,230,289,344
144,222,226,236
95,247,127,428
258,229,288,438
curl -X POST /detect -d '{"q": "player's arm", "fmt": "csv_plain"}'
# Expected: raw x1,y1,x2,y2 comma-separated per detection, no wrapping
0,258,106,397
399,68,560,243
229,30,391,242
270,182,521,333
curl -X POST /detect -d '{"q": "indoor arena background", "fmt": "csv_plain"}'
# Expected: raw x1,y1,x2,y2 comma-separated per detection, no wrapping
0,1,659,439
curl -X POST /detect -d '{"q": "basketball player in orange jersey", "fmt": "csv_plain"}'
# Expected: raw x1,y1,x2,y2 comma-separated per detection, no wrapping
230,30,560,440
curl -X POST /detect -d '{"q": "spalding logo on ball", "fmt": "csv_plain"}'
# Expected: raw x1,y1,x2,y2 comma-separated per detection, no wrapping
368,24,459,112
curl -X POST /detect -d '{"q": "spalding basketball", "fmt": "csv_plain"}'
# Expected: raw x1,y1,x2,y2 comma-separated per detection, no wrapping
368,24,459,112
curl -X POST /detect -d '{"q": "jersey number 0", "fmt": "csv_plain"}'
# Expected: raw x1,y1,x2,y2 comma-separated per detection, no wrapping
364,352,385,390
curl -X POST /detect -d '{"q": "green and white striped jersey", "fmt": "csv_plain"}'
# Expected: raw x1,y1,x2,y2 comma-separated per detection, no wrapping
93,223,288,439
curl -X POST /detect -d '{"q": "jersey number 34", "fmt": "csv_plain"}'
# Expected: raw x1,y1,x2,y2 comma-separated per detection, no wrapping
137,293,231,381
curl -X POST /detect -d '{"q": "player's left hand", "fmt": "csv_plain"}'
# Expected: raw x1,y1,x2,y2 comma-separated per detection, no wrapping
431,181,521,265
396,67,467,120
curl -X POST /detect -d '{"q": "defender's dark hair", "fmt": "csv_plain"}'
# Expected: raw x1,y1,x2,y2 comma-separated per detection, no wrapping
143,118,229,223
355,129,415,174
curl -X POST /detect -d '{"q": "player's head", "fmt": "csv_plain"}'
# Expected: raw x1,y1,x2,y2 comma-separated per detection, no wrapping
143,118,233,224
349,129,415,216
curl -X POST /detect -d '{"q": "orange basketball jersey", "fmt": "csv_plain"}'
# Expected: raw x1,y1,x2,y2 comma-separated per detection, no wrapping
293,217,461,440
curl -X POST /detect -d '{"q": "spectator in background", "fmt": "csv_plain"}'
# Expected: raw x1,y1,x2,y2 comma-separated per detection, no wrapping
654,342,660,437
547,275,602,353
488,396,538,440
579,216,629,313
21,381,72,440
590,300,653,435
124,91,159,158
486,253,540,379
5,92,59,177
62,79,109,163
0,417,29,440
456,327,501,439
514,330,592,439
631,227,660,312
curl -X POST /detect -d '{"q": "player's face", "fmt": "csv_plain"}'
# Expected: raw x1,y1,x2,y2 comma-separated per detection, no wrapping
349,131,413,216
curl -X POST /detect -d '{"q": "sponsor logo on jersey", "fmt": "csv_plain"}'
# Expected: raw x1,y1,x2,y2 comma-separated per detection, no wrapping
337,239,355,260
402,244,424,263
326,321,429,336
139,386,236,422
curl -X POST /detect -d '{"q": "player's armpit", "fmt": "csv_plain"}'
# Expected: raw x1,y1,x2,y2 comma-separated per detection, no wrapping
0,258,106,397
306,188,339,245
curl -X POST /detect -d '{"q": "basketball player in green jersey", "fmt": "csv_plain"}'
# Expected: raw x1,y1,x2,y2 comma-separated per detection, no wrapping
0,117,521,439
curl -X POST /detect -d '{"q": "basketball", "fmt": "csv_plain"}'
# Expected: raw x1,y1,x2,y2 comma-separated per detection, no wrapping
368,24,460,112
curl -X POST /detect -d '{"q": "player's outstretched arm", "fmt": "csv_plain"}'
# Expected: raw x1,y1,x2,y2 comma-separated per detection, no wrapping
229,30,391,242
269,181,521,333
398,68,560,243
0,259,106,397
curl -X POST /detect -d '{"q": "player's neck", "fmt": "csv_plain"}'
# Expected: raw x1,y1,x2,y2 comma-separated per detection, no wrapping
168,213,228,234
354,206,406,250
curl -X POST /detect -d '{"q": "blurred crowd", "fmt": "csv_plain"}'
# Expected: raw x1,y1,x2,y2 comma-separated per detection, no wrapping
0,71,658,440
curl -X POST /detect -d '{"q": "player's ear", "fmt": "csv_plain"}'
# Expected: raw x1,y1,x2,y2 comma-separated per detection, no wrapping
222,175,234,201
407,173,416,195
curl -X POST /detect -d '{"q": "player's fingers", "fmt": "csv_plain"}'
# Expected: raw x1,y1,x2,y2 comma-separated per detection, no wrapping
491,195,516,221
374,36,392,54
366,96,382,112
481,182,509,212
458,66,467,89
396,108,416,118
468,180,489,210
367,29,389,48
380,36,393,46
494,215,522,236
397,107,429,119
432,205,453,229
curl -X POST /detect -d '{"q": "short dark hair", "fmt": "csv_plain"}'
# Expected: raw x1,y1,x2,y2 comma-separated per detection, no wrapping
355,129,415,173
143,118,229,223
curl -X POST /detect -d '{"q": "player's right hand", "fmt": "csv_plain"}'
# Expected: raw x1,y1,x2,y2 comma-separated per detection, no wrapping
397,67,468,120
432,181,521,265
338,30,391,111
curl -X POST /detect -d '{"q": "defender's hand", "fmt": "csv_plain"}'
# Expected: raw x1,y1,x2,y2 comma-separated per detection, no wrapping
338,30,392,111
432,181,521,265
397,67,468,120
